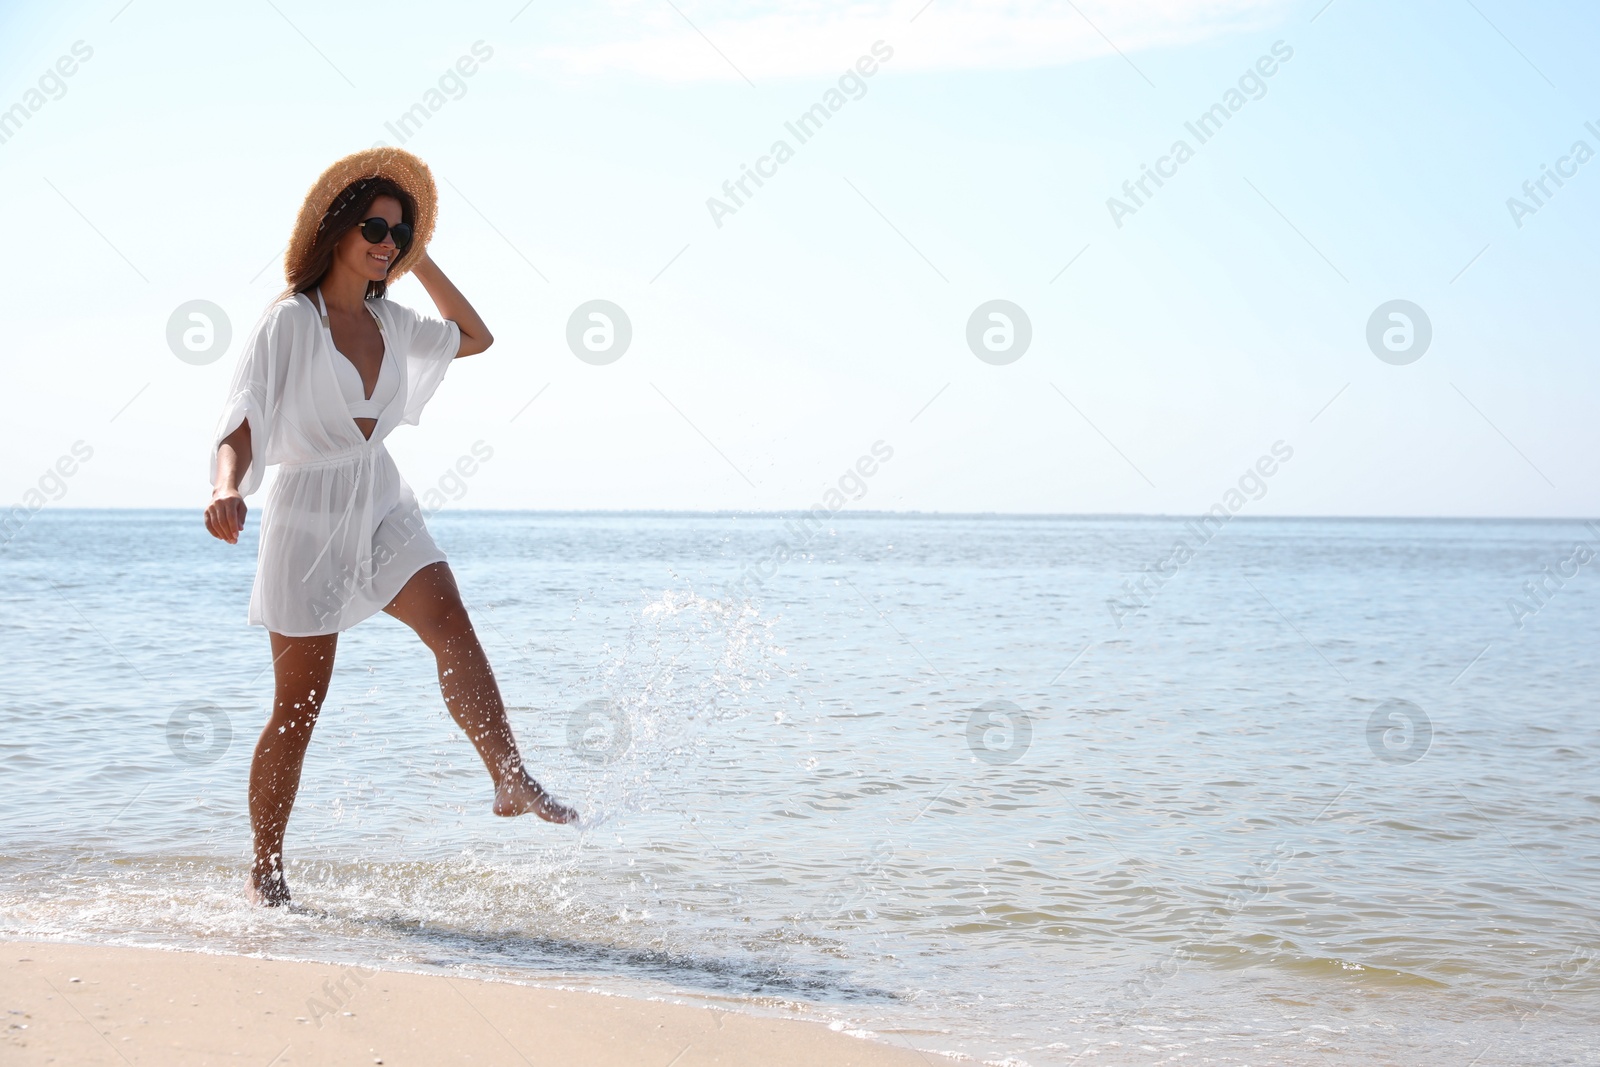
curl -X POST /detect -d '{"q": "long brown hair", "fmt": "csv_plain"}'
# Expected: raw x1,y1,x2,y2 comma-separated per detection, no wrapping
280,177,417,302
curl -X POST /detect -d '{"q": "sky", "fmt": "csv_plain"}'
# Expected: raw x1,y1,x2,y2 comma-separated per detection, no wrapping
1,0,1596,516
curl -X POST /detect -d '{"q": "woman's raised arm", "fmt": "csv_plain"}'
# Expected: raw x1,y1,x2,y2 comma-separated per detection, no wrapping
411,253,493,358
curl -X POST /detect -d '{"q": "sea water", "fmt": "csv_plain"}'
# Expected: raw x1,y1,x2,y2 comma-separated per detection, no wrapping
2,509,1597,1065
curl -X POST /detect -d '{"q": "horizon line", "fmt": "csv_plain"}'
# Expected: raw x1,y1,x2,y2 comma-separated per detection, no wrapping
24,507,1600,523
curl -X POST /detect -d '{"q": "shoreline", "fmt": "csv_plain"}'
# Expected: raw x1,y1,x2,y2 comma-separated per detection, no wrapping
2,939,955,1066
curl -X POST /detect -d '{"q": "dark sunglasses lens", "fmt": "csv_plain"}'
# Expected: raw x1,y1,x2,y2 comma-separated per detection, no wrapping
390,222,413,248
360,218,388,243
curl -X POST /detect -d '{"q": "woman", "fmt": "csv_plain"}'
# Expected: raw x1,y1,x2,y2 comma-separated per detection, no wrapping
203,148,576,907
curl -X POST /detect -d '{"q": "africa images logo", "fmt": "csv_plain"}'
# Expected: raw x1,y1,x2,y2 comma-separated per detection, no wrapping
1105,40,1294,228
1504,120,1600,230
0,40,93,147
705,41,894,228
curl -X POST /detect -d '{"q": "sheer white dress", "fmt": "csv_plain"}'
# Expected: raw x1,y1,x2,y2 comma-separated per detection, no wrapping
209,290,462,637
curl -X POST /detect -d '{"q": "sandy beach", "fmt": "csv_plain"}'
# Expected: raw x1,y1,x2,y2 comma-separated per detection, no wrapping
2,941,946,1066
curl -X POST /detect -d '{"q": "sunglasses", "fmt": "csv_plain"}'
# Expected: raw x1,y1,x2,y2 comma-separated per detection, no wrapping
357,217,413,249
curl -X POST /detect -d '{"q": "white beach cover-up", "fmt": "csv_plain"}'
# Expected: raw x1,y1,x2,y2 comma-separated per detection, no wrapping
209,292,461,637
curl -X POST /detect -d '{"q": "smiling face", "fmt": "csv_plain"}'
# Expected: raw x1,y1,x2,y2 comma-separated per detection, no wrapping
332,194,403,284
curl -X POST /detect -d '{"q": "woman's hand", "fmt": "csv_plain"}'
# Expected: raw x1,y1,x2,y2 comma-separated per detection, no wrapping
411,252,494,358
205,487,247,544
209,421,252,543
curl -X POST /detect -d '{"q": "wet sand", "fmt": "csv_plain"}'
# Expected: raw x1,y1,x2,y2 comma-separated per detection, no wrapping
2,941,946,1066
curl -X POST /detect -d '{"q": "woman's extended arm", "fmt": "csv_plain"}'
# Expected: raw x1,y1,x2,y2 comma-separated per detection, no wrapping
411,253,494,358
205,419,252,544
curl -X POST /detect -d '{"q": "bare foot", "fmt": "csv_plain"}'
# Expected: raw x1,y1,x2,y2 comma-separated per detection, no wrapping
493,767,579,824
247,867,291,907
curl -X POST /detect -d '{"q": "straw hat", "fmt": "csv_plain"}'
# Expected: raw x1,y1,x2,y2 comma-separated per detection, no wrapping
285,147,437,286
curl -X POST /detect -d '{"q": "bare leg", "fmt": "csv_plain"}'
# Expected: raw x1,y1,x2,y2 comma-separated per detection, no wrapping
383,562,577,824
248,630,338,906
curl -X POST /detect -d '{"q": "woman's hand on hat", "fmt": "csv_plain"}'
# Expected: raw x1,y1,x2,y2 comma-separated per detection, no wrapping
411,253,495,358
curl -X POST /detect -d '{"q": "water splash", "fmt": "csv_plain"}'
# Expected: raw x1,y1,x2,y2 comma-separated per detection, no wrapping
558,584,792,829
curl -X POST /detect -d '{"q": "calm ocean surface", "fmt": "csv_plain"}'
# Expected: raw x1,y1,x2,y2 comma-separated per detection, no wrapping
2,509,1598,1065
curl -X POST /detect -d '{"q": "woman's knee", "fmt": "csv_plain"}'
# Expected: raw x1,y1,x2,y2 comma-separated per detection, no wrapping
271,681,328,714
268,670,334,731
417,600,475,654
270,681,329,725
267,683,326,729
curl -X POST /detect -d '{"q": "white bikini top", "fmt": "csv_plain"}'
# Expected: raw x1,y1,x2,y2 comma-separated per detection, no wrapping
314,288,396,420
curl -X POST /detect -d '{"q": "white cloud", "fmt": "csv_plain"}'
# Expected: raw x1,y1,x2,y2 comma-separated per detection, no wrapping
524,0,1292,82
